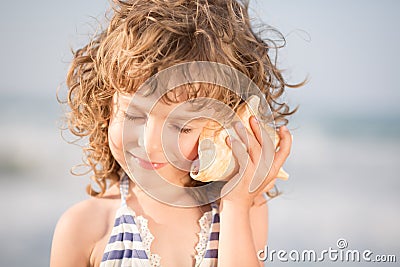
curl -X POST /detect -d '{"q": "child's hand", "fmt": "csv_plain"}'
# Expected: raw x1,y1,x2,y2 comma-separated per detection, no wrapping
221,116,292,208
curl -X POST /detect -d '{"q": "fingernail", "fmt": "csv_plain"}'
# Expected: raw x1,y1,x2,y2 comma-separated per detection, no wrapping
253,116,259,124
280,125,288,132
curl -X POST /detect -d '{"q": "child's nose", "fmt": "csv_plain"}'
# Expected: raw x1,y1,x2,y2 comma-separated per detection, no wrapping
142,118,163,155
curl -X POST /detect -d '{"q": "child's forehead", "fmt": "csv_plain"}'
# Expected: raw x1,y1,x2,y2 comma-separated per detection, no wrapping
115,90,188,107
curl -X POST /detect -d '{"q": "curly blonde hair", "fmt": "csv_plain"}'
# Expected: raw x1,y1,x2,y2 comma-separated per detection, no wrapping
62,0,304,196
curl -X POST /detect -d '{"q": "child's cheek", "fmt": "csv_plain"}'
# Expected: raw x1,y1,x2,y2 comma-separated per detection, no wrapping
108,117,125,166
179,135,199,161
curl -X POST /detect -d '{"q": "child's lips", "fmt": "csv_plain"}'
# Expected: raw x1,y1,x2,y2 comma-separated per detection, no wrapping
131,154,168,170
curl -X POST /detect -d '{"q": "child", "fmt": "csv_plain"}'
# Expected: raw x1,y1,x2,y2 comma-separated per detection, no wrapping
51,0,299,266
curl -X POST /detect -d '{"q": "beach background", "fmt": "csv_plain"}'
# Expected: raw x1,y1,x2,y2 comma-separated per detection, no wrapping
0,0,399,266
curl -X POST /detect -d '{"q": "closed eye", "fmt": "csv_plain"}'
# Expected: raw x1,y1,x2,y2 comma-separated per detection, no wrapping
124,111,193,134
123,112,146,122
177,126,192,134
170,124,192,134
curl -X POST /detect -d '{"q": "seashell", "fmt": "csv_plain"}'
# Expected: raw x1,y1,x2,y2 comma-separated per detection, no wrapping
190,95,289,182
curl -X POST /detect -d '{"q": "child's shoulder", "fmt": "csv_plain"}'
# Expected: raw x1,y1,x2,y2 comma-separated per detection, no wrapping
59,182,120,225
57,183,121,233
51,183,121,265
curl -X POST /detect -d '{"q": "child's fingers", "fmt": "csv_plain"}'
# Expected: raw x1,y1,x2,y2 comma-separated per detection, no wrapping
276,126,292,161
233,121,249,148
270,126,292,175
225,125,292,195
224,135,251,192
249,116,262,146
253,126,292,194
249,115,276,161
248,115,275,193
225,135,249,168
234,120,261,163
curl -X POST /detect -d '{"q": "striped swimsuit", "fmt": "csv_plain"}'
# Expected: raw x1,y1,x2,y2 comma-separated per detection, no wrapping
100,174,220,267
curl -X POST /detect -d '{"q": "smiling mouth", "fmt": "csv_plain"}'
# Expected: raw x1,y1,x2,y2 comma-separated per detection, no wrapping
130,154,168,170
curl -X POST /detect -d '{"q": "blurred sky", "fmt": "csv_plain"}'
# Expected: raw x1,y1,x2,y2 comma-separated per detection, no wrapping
253,0,400,117
0,1,399,266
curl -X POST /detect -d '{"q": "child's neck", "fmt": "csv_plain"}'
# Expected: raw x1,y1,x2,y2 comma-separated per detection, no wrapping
128,174,201,207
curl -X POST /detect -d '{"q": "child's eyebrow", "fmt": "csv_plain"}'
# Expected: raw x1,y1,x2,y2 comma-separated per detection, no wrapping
167,114,209,122
125,98,211,122
163,111,212,123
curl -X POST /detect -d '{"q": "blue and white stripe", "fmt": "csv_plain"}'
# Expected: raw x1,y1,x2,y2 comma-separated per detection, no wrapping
100,174,220,266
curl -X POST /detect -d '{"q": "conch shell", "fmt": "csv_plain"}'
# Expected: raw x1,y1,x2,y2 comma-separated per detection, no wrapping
190,95,289,182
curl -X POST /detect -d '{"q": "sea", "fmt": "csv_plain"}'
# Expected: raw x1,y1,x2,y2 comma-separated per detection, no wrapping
0,92,399,266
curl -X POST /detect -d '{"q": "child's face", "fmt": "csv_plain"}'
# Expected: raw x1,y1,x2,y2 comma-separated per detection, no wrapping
109,91,213,186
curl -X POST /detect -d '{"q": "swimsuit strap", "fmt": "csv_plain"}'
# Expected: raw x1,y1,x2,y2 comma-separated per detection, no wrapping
119,174,129,207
